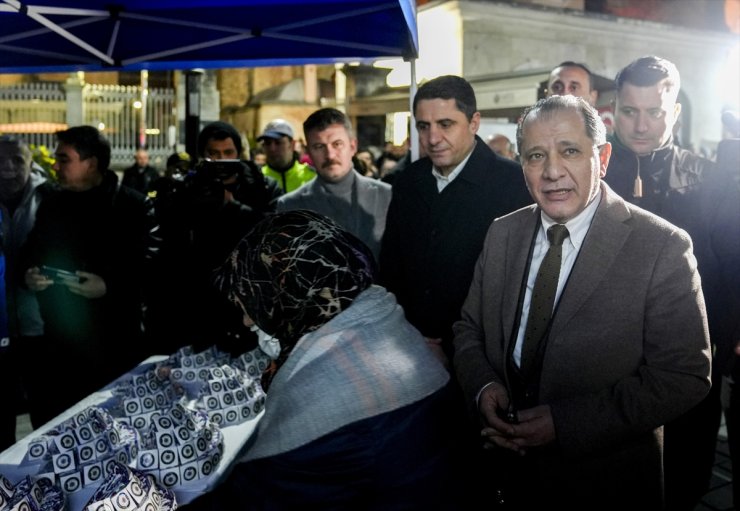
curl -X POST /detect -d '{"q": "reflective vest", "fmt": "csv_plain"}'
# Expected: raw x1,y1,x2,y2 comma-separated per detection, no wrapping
262,160,315,193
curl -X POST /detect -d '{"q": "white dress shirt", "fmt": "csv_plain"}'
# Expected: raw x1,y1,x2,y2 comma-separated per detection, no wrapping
512,193,602,367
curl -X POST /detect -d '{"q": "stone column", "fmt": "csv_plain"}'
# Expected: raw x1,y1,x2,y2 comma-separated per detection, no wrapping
184,69,204,161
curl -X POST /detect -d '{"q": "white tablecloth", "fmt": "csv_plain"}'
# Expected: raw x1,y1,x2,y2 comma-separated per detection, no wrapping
0,355,263,509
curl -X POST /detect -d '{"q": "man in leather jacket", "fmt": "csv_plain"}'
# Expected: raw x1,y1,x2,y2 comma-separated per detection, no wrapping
604,55,740,511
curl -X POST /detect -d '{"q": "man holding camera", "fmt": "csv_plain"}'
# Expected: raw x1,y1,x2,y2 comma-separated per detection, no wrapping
187,121,281,272
196,121,282,211
150,121,281,355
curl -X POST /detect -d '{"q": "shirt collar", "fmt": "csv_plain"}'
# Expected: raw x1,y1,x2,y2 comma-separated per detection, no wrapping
431,144,475,190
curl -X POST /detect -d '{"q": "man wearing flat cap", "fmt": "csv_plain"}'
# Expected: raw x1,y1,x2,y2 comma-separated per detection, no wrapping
258,119,315,193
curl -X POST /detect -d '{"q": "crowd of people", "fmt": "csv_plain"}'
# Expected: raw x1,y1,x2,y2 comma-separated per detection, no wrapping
1,54,738,510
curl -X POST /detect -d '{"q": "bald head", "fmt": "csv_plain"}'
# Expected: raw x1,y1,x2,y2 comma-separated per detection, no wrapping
487,134,516,160
134,149,149,167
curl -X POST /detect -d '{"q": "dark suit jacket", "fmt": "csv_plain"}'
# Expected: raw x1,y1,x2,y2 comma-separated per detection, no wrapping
379,136,532,351
453,183,711,508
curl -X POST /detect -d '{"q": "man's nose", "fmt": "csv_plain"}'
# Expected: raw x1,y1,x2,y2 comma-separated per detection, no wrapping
326,145,340,161
542,157,563,180
427,125,443,145
635,113,649,133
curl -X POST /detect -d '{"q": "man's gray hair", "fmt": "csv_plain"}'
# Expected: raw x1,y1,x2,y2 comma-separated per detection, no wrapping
517,95,606,153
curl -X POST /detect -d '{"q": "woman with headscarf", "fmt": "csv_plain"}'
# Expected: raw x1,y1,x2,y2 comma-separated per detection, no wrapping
185,210,458,510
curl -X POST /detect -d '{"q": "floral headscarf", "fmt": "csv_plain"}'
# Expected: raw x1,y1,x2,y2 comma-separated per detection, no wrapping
215,210,376,383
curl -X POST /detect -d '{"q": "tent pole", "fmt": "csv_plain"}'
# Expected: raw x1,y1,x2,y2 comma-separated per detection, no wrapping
409,58,418,162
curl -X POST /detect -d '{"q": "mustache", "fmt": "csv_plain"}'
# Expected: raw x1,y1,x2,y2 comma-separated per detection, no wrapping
321,160,341,169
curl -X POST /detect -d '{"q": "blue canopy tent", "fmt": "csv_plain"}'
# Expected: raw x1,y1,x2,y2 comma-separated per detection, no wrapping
0,0,419,157
0,0,418,72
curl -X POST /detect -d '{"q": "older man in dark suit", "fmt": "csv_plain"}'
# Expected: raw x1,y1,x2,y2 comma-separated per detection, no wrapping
453,95,711,509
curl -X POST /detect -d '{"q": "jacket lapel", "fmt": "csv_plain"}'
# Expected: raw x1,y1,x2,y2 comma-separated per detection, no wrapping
502,208,540,350
549,184,633,338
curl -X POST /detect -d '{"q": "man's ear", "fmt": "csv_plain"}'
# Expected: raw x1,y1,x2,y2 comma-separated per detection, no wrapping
470,111,481,134
598,142,612,178
589,89,599,107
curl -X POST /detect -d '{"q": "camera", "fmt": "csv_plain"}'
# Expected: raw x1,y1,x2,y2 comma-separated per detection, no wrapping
194,159,245,182
185,159,247,201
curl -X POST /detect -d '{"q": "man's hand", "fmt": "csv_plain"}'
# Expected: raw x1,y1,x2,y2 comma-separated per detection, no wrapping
63,271,107,299
25,267,53,292
478,382,519,451
509,405,556,449
482,403,556,455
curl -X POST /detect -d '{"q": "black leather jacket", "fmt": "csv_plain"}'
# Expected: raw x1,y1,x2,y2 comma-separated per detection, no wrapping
605,135,712,222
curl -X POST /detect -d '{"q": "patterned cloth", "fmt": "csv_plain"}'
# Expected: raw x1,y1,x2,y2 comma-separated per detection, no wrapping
215,210,377,387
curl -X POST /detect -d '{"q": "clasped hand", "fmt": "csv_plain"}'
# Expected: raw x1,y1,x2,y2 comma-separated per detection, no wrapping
25,267,107,299
478,382,555,455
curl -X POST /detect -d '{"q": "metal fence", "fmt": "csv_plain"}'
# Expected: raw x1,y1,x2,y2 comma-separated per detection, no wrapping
83,83,176,168
0,81,176,170
0,82,66,149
